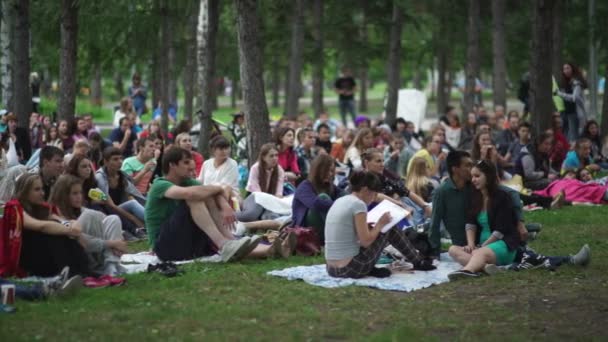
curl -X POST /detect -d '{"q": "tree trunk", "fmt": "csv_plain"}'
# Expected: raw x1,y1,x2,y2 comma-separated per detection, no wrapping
159,0,170,132
151,50,160,110
183,2,199,122
271,54,280,108
197,0,219,156
529,0,556,138
58,0,78,122
113,71,123,101
0,0,14,110
413,69,422,90
13,0,30,125
436,49,449,115
492,0,507,110
284,0,306,118
311,0,324,117
463,0,480,116
587,0,598,119
231,78,238,109
168,39,177,107
384,1,403,125
234,0,271,165
90,61,102,106
358,0,369,113
551,0,563,78
600,63,608,135
359,68,368,113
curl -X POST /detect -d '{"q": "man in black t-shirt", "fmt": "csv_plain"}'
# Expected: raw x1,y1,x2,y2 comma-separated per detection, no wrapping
334,67,357,127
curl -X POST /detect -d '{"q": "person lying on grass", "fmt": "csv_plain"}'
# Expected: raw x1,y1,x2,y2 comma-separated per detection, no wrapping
144,147,291,262
324,170,436,279
448,160,521,280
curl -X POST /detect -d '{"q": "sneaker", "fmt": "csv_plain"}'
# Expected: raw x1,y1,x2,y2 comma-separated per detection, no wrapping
135,228,148,240
99,275,127,286
413,259,437,271
571,244,591,266
448,270,480,281
147,262,181,277
512,252,546,271
123,231,140,242
55,275,83,297
234,235,262,260
483,264,506,276
219,238,251,262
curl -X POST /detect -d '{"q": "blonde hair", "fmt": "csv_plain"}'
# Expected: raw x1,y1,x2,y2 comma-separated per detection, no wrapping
174,133,192,149
406,157,431,199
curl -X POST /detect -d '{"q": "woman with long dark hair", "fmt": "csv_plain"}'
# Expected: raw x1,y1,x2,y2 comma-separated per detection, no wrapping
556,62,587,142
292,154,340,243
11,174,89,277
448,161,520,280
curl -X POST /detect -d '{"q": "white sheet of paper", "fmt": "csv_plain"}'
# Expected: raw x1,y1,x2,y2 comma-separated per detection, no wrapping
366,200,412,233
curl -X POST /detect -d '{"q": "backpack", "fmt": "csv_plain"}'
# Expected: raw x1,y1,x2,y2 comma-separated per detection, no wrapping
0,200,26,277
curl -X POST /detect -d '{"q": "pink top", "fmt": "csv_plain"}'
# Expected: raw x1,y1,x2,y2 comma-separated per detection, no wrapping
533,179,607,204
277,147,300,175
246,162,285,196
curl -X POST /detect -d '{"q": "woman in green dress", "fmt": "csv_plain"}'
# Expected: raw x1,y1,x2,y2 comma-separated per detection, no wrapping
448,160,521,280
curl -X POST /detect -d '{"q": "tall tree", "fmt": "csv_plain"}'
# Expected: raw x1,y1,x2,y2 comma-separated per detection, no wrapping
13,0,31,126
234,0,271,164
384,1,403,125
183,1,200,121
492,0,507,109
529,0,555,137
601,63,608,135
463,0,480,116
57,0,78,121
435,1,452,116
0,0,14,110
587,0,598,118
551,0,563,78
197,0,219,156
358,0,369,113
311,0,324,117
158,0,170,132
284,0,306,118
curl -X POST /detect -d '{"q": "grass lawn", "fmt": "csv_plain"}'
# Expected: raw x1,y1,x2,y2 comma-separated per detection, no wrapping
0,204,606,340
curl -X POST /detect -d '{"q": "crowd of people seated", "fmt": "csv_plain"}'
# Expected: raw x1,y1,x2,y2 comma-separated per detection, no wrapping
0,70,597,299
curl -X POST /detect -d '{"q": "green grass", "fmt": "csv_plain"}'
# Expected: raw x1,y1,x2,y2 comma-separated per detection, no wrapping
0,205,606,340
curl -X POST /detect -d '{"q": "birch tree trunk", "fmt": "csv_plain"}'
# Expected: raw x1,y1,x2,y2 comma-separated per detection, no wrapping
197,0,219,156
13,0,31,126
529,0,556,137
384,1,403,125
492,0,507,109
234,0,271,165
358,0,369,113
0,0,14,110
271,54,280,108
284,0,305,118
58,0,78,122
463,0,480,116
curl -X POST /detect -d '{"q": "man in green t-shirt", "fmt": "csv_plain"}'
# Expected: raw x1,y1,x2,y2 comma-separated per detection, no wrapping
121,137,158,195
145,147,258,262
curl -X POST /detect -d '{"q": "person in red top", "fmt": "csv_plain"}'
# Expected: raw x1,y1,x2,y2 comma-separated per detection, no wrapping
174,132,204,177
274,127,300,183
550,113,570,171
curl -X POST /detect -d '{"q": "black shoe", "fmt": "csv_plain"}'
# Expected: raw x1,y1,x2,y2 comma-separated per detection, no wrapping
448,270,480,281
147,262,181,277
123,231,140,242
413,259,437,271
368,267,392,278
135,228,148,240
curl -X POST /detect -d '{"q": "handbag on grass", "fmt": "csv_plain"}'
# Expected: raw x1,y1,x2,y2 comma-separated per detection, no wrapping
279,226,321,256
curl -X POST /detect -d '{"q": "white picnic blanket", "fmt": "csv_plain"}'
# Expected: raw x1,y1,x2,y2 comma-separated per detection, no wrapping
267,253,461,292
119,252,222,274
253,193,293,215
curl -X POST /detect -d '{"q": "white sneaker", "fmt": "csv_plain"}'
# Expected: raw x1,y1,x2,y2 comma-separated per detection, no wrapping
571,244,591,266
220,238,251,262
234,221,247,236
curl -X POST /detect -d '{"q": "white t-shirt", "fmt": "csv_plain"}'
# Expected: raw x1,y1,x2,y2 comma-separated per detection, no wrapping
198,158,239,195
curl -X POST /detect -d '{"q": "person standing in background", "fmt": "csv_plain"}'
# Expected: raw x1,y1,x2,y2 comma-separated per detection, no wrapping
334,67,357,127
128,73,147,117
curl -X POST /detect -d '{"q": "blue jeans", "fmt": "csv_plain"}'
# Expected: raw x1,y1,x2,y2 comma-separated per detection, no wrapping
0,278,45,301
339,99,357,127
402,196,425,226
563,112,579,142
119,199,145,222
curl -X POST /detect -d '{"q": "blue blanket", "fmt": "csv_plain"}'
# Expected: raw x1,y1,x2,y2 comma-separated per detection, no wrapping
267,253,461,292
